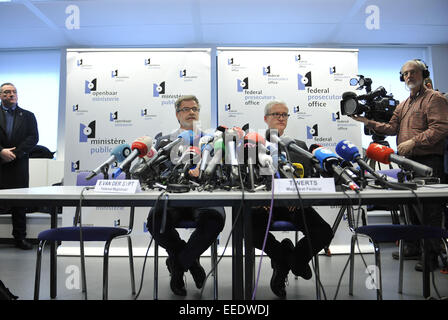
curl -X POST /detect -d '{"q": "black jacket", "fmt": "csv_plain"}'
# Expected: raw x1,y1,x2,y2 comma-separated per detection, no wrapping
0,105,39,188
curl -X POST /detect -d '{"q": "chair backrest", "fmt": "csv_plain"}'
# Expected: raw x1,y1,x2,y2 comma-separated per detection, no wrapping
76,171,126,186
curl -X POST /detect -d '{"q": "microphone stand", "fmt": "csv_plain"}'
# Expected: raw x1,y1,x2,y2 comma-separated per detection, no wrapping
101,164,110,180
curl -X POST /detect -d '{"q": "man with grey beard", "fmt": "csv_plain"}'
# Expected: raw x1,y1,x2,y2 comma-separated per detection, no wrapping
351,59,448,272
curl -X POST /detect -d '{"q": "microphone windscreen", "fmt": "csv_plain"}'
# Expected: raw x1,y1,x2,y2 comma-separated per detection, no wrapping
265,129,280,143
178,130,195,145
335,140,360,162
111,143,132,162
312,147,337,169
214,139,225,151
366,143,394,164
292,163,304,178
232,127,245,140
131,136,152,157
146,147,157,159
309,143,323,153
244,132,266,145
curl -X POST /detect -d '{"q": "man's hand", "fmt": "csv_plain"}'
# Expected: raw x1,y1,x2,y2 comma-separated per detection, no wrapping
397,139,416,156
349,115,369,125
0,147,16,162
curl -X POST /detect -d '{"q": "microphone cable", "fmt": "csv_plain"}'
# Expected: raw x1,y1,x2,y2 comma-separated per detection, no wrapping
284,148,328,300
251,173,275,300
134,190,166,300
199,162,246,298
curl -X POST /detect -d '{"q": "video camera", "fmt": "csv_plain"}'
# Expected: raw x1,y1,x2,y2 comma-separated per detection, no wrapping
340,75,399,135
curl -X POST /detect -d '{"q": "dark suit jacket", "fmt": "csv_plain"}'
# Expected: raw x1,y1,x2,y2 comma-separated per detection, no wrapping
0,105,39,189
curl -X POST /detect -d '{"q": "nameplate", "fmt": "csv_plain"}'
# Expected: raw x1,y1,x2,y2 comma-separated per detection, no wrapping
94,180,142,194
274,178,336,193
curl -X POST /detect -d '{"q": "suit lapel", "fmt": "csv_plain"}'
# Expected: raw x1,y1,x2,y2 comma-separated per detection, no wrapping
12,106,25,137
0,107,7,138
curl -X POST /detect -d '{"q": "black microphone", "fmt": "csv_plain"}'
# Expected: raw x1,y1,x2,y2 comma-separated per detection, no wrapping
313,147,360,192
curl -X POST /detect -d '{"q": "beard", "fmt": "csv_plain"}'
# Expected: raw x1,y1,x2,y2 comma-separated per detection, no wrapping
406,79,423,90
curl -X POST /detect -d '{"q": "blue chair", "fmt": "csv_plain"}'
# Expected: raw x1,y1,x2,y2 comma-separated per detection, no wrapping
348,207,448,300
34,171,136,300
153,219,219,300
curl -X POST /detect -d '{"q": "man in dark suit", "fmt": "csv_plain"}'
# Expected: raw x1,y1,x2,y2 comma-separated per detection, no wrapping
250,101,333,298
0,83,39,250
146,95,225,296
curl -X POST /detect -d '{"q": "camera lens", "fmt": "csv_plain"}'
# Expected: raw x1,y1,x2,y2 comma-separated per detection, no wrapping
343,98,358,115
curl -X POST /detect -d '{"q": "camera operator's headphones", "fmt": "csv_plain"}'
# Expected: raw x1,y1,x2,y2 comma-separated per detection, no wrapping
399,59,430,81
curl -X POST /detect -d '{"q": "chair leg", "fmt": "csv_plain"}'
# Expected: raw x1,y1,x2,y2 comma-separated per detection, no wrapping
398,240,404,294
153,240,159,300
127,236,136,295
349,234,356,296
211,239,218,300
80,241,88,298
103,240,112,300
314,254,321,300
373,242,382,300
294,231,299,280
34,240,46,300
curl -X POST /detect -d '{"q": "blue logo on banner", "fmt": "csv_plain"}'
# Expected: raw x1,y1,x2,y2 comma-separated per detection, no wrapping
330,66,336,74
71,160,80,172
110,111,118,122
307,124,318,139
79,121,96,142
225,104,231,111
153,81,165,97
84,78,97,94
332,112,340,121
141,109,148,116
111,70,118,78
228,58,234,65
179,69,187,78
263,66,271,75
293,106,300,113
237,77,249,92
298,72,312,90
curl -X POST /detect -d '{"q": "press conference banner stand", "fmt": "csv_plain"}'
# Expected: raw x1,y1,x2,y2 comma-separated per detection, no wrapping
217,47,364,254
63,48,212,254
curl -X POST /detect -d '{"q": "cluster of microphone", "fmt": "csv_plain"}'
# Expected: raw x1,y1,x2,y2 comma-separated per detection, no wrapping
84,126,434,192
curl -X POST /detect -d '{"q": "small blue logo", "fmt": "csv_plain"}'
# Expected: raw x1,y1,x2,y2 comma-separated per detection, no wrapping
153,81,165,97
306,124,318,139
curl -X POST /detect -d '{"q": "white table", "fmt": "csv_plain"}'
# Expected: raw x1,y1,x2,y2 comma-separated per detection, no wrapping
0,185,447,299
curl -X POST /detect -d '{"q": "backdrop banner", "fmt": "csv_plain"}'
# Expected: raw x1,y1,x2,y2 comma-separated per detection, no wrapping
63,48,211,255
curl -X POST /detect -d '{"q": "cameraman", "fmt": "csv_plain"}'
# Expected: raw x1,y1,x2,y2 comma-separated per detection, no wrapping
350,59,448,271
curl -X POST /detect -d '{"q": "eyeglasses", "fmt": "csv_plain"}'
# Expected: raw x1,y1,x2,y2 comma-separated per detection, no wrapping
1,90,17,95
401,69,418,78
267,112,290,119
176,107,200,113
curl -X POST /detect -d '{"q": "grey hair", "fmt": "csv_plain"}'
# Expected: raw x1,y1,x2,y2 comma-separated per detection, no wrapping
174,95,200,110
400,59,427,74
264,101,288,115
0,83,16,93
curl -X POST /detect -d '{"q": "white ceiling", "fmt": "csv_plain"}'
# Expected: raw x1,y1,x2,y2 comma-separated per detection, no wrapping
0,0,447,49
